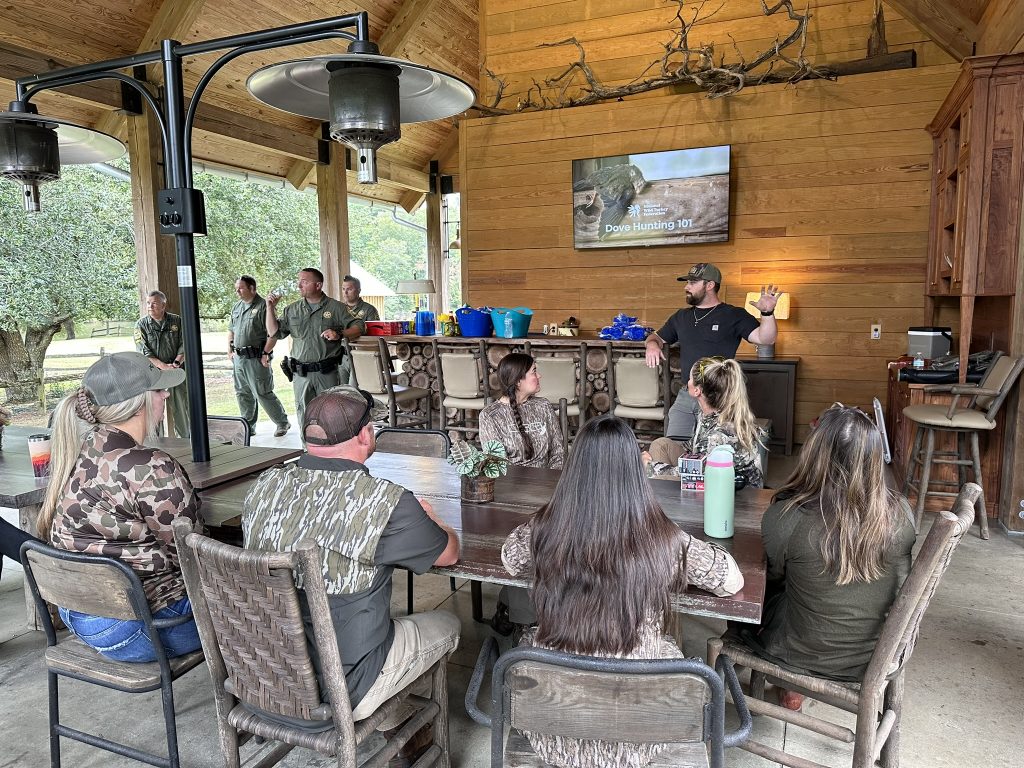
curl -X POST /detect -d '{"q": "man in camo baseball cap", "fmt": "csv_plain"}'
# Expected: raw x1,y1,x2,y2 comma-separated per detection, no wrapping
83,351,185,406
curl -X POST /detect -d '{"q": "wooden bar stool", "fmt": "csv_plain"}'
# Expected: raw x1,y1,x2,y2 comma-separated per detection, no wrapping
524,340,588,453
901,353,1024,539
348,338,431,428
433,339,490,438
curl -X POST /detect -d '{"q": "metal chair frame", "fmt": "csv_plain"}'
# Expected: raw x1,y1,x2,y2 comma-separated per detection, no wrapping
466,637,751,768
20,539,203,768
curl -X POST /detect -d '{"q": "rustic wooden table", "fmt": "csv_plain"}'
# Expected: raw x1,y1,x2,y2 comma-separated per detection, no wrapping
204,452,770,625
0,425,301,627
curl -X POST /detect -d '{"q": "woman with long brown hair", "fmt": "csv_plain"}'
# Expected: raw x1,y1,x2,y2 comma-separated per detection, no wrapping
647,356,764,487
479,352,564,469
501,414,743,766
731,404,915,706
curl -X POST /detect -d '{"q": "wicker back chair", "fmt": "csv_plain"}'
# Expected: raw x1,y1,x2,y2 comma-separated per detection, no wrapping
466,637,751,768
172,519,450,768
708,482,981,768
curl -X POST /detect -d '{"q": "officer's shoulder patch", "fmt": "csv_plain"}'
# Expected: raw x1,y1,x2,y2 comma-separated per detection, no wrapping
323,311,332,319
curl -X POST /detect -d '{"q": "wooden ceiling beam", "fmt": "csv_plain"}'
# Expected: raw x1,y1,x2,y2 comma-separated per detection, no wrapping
94,0,208,139
378,0,441,57
884,0,978,60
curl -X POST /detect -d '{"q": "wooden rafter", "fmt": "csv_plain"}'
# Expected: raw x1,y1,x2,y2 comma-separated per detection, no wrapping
884,0,977,60
94,0,208,138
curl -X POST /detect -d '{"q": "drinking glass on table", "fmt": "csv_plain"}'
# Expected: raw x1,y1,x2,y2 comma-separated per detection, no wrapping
27,434,51,478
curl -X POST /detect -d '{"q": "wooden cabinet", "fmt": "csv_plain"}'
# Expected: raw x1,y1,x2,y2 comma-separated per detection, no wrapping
925,55,1024,377
738,357,798,456
885,364,1003,521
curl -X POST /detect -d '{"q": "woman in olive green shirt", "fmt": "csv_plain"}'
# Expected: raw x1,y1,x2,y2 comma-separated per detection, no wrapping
731,405,916,700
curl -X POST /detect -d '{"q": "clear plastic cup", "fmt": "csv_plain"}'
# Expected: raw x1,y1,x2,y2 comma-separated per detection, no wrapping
28,434,51,478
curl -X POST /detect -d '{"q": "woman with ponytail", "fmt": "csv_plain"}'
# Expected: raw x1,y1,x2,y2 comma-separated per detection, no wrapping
39,351,203,662
479,353,564,469
646,356,765,488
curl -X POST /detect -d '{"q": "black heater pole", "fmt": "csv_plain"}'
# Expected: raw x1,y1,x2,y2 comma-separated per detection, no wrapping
161,39,210,461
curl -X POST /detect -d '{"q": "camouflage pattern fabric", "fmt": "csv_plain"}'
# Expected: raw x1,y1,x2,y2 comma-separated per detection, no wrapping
243,463,405,594
49,425,203,611
691,411,764,489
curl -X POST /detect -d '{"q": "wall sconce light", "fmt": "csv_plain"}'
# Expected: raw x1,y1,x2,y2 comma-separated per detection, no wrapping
744,291,791,359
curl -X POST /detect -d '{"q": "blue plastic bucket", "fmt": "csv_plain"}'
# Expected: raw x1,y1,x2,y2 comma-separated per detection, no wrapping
455,306,493,337
491,307,533,338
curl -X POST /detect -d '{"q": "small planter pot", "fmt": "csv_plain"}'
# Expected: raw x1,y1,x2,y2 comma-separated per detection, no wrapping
461,475,495,503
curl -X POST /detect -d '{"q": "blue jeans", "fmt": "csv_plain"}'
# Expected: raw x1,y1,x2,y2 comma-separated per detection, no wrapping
59,597,202,662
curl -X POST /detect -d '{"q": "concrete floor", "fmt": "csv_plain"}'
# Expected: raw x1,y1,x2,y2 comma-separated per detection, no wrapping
3,435,1023,768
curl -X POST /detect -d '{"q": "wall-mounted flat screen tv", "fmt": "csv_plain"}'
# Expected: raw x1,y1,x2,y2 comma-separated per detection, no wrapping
572,145,730,249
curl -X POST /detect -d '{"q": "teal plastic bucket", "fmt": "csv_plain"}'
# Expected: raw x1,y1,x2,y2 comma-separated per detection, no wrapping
491,307,533,338
455,306,493,337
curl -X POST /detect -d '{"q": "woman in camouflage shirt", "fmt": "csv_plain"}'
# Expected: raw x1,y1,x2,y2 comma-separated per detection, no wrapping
646,356,765,488
500,415,742,767
37,352,203,662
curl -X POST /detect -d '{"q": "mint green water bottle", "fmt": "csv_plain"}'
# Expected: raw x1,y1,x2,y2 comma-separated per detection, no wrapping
704,445,735,539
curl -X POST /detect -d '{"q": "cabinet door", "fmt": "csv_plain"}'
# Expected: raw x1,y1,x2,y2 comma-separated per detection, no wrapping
742,367,793,454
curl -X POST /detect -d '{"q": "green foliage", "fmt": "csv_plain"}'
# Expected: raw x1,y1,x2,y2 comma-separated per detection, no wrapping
0,167,137,330
347,202,428,318
448,439,509,478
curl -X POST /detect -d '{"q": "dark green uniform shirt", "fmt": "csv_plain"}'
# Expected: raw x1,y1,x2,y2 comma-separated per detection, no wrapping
274,295,348,362
230,295,271,349
339,299,379,334
134,313,185,364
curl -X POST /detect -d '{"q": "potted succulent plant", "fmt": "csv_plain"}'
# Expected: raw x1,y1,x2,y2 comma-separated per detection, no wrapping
448,439,509,503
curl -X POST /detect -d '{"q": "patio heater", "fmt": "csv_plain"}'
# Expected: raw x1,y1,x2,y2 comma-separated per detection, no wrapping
0,12,475,462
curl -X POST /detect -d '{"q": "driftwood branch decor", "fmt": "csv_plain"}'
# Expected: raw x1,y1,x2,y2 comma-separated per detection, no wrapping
478,0,837,115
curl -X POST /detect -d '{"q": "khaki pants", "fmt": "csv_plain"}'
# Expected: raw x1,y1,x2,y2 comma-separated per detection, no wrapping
351,610,461,726
233,356,289,430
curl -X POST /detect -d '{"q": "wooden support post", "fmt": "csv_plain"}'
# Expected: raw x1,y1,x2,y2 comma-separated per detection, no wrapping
426,161,444,313
126,109,180,316
999,194,1024,533
316,142,351,299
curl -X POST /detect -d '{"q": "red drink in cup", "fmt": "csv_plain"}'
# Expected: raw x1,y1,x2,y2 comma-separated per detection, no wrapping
28,434,51,478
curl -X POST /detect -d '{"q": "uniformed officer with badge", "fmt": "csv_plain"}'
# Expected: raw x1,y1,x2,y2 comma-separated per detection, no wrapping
340,274,380,382
134,290,190,438
266,267,356,429
228,275,290,437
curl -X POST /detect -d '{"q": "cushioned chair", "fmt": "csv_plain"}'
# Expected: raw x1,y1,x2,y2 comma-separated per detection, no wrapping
523,341,588,452
208,415,251,446
466,636,751,768
172,519,452,768
708,482,981,768
373,428,459,615
349,338,432,429
608,347,671,440
901,354,1023,538
20,539,205,768
433,339,490,438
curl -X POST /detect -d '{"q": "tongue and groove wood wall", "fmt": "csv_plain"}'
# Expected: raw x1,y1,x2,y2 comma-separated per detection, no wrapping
461,0,962,444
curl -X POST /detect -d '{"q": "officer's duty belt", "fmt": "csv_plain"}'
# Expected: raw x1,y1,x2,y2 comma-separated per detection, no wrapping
284,353,345,377
235,345,264,359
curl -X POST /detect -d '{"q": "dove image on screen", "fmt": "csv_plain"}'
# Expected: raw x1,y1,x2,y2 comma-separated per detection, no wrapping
572,145,730,249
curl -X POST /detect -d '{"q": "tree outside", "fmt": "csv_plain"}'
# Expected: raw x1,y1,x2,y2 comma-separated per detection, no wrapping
1,163,436,407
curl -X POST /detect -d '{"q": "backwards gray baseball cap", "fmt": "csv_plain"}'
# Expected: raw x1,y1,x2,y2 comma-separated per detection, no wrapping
83,351,185,406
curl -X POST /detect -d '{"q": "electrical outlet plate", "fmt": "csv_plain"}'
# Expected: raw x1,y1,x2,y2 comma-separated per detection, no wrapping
870,324,882,340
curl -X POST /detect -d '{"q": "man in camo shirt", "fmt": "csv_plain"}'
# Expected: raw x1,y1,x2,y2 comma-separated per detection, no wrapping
243,386,460,735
